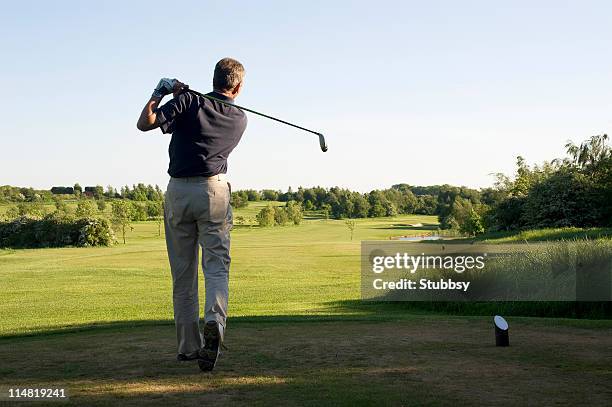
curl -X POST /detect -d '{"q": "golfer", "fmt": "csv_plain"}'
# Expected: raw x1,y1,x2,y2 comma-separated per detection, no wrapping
136,58,247,371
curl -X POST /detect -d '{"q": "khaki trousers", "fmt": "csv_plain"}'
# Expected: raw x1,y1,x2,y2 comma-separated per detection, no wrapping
164,175,232,355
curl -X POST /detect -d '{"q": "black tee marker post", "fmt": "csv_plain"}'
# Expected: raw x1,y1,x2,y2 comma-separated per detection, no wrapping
494,315,509,347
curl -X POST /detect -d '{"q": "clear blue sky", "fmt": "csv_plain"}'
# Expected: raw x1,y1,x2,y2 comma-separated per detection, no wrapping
1,1,610,192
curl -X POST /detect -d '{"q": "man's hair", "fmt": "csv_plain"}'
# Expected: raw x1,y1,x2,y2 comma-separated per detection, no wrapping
213,57,245,92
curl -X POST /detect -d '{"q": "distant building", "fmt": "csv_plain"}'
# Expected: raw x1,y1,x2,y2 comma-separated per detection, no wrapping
50,186,74,195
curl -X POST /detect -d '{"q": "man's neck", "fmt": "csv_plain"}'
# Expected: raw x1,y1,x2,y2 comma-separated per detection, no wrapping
213,89,234,99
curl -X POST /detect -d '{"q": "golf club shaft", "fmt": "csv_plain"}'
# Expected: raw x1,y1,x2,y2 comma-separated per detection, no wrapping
183,87,328,152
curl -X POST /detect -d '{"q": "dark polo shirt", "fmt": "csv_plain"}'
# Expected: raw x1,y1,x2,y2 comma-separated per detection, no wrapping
155,90,247,178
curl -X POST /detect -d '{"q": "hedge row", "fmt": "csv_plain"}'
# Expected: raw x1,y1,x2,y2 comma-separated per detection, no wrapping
0,214,115,248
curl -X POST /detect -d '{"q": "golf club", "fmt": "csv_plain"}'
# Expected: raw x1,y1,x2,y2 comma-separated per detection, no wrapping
182,87,328,152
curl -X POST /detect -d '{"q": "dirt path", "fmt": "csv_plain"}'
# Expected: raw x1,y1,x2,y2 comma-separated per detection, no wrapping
1,318,611,406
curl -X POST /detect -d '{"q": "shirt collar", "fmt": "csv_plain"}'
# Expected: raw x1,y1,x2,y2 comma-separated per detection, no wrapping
210,91,235,103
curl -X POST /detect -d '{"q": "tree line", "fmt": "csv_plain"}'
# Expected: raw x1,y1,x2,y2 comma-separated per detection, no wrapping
1,183,164,203
2,134,609,240
231,134,611,235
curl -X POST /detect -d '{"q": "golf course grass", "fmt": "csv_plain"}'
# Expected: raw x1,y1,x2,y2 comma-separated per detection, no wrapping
1,202,611,405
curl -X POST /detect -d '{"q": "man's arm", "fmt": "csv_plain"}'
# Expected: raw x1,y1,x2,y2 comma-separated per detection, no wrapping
136,96,163,131
136,78,186,132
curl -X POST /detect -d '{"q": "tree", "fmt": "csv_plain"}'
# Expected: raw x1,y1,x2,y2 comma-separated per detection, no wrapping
245,189,261,201
93,185,104,200
130,202,148,221
132,186,147,201
256,204,275,227
53,196,68,213
96,199,107,212
261,189,279,201
416,195,437,215
3,205,19,220
105,185,117,198
17,202,45,218
320,203,331,220
285,201,303,225
460,208,485,236
231,192,248,208
351,194,370,218
121,185,130,199
75,200,98,217
146,201,165,236
273,206,289,226
73,183,82,197
345,219,356,241
111,200,133,244
383,200,398,217
563,134,610,172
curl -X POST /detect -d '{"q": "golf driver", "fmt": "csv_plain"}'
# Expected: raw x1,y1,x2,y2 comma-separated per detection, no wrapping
182,87,328,152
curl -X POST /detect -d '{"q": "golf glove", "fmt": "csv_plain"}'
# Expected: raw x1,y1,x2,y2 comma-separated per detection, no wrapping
152,78,177,98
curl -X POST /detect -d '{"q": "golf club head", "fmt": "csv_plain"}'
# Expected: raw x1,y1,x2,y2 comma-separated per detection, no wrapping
318,133,328,152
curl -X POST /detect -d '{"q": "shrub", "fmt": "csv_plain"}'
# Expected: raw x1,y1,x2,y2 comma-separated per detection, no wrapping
256,204,275,227
146,201,163,219
285,201,303,225
77,217,114,246
17,202,46,218
2,206,19,221
96,199,107,212
0,213,114,248
76,200,98,217
130,202,148,221
231,192,248,209
274,206,289,226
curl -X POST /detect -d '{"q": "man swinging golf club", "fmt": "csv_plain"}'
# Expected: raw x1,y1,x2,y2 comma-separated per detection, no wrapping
136,58,247,371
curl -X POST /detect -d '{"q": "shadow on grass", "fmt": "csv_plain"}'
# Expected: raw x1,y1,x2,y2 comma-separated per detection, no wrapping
2,300,611,342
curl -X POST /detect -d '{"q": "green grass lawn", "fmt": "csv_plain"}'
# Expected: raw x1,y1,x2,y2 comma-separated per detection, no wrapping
1,204,611,405
0,207,437,336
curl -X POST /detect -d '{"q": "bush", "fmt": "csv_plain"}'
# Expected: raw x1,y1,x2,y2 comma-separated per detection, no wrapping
231,192,248,209
17,202,46,218
130,202,148,221
145,201,164,219
76,199,98,217
285,201,303,225
274,206,289,226
256,204,275,227
0,214,114,248
76,217,115,246
2,206,19,221
96,199,107,212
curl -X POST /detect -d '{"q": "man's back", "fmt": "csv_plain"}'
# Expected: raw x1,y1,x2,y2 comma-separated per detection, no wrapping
156,90,247,178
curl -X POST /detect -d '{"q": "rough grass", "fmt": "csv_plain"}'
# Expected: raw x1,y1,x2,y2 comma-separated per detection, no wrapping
481,227,612,243
0,318,611,406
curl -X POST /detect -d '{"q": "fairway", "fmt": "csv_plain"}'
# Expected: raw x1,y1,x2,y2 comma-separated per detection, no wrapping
0,205,438,336
1,205,611,405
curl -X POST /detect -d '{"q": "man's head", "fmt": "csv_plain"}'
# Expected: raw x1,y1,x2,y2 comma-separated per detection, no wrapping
213,57,245,98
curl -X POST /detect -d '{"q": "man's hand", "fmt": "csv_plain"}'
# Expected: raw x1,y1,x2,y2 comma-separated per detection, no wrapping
152,78,177,98
172,79,187,98
152,78,188,99
138,78,188,131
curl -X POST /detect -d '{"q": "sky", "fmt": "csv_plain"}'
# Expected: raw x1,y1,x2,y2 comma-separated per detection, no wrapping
1,0,611,192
